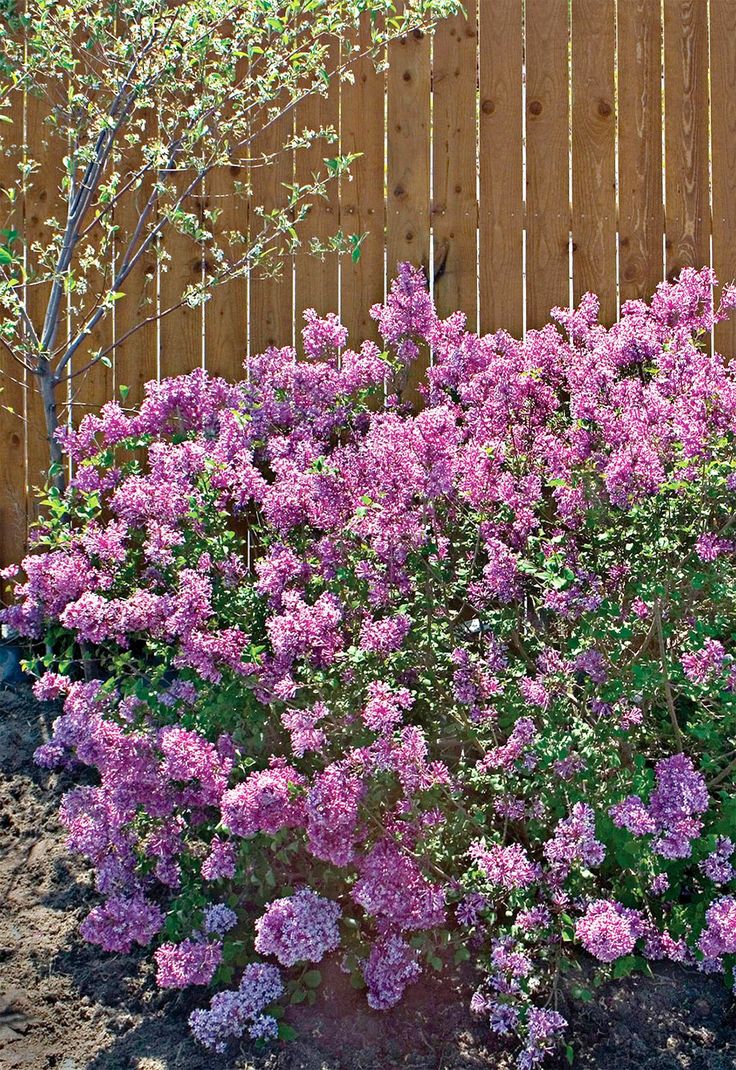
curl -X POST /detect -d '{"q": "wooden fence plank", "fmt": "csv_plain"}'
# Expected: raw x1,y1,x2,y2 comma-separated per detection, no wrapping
387,26,431,396
618,0,664,305
0,88,27,567
663,0,709,282
204,165,249,379
340,18,385,346
525,0,570,329
710,0,736,358
249,108,294,356
432,2,478,326
112,114,159,408
293,42,340,336
158,159,205,379
571,0,616,322
24,89,66,524
478,0,523,337
204,48,250,379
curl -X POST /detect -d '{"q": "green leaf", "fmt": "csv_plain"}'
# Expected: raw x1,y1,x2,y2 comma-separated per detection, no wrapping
565,1043,575,1065
612,955,638,979
303,969,321,989
278,1023,297,1042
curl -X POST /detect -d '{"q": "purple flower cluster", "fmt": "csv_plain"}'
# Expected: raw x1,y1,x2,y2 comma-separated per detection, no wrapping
362,933,422,1010
352,839,445,931
700,838,736,885
154,938,223,989
575,899,642,963
220,760,306,838
305,764,364,866
254,888,341,967
9,263,736,1064
202,903,239,937
362,682,414,733
189,962,283,1052
698,896,736,961
610,754,709,859
79,894,164,954
470,842,538,891
543,804,606,873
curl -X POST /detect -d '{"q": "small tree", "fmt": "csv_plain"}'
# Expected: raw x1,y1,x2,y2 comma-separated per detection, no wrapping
0,0,458,483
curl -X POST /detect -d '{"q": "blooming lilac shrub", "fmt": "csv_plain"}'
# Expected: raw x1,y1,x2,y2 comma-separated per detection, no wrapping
6,263,736,1063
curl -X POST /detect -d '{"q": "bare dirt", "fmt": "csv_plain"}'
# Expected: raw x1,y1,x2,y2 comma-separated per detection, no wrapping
2,682,736,1070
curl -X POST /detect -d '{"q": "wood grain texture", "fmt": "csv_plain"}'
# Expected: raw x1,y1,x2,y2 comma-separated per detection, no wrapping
478,0,523,337
340,18,385,345
293,41,340,330
23,88,65,524
112,113,159,407
525,0,571,329
249,107,294,355
387,27,431,398
0,88,27,567
387,29,431,275
663,0,709,281
432,2,478,326
204,164,249,378
618,0,664,304
710,0,736,358
158,159,205,379
202,44,249,378
571,0,616,322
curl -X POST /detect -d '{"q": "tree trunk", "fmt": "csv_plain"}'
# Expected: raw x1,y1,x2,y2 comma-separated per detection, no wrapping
35,359,65,492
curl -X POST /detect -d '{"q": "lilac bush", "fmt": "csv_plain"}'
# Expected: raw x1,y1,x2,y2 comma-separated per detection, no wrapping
5,263,736,1062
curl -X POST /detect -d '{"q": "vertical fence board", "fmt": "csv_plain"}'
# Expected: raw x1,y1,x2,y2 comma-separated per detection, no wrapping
249,106,294,356
432,3,478,325
478,0,523,337
0,89,27,566
113,118,159,408
294,43,340,333
525,0,570,329
710,0,736,357
204,165,249,379
387,29,431,277
663,0,709,281
24,90,65,524
571,0,616,321
340,20,385,345
158,162,205,379
387,27,431,395
204,48,249,379
618,0,664,304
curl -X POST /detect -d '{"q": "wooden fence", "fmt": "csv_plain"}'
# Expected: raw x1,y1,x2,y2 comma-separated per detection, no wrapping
2,0,736,570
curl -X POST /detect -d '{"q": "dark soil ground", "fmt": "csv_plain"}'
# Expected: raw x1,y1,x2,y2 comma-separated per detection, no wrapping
2,682,736,1070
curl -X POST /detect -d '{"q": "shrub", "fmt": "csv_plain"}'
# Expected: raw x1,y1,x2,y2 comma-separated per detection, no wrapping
5,264,736,1064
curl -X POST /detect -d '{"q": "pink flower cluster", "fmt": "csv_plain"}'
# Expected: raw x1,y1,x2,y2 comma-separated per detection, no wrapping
220,760,306,837
575,899,642,963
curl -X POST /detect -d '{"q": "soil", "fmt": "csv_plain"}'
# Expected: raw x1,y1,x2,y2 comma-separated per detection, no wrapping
2,681,736,1070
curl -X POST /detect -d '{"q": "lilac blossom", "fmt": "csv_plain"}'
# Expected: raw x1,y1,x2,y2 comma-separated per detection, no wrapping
254,888,341,967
